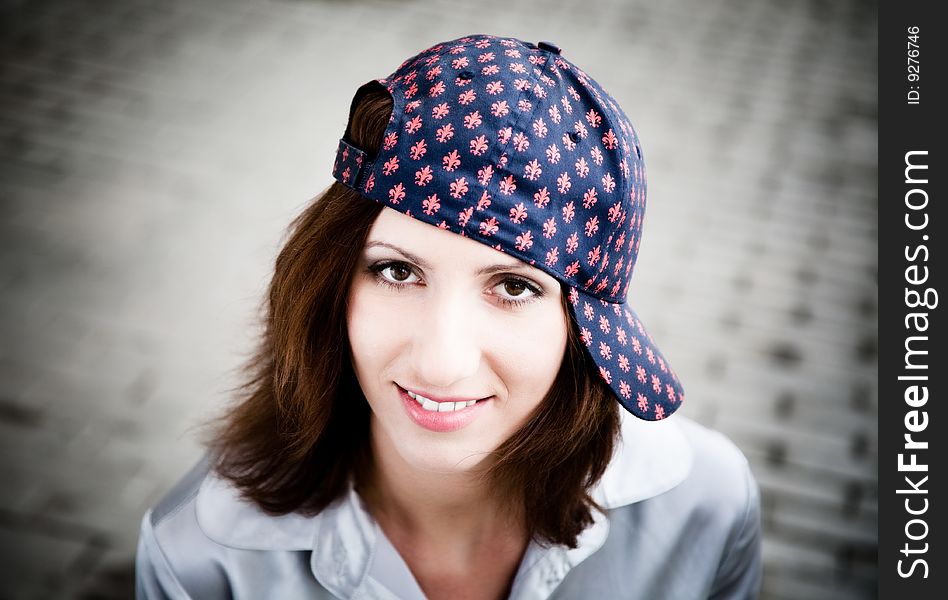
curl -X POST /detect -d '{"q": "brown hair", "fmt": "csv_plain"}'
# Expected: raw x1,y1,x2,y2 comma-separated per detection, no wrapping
200,86,621,549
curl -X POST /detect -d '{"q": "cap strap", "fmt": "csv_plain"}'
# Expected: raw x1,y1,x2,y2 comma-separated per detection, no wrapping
331,139,372,191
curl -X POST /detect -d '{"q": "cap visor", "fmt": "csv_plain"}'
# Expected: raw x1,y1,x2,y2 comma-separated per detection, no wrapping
567,286,684,421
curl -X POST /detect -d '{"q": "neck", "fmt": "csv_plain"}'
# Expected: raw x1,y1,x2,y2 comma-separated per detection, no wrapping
356,419,526,563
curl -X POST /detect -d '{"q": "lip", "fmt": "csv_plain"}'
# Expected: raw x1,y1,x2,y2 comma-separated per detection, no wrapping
399,385,485,404
397,384,491,433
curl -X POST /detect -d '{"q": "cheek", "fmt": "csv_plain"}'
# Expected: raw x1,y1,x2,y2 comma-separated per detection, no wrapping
499,308,569,392
347,284,391,369
347,281,418,373
528,303,569,356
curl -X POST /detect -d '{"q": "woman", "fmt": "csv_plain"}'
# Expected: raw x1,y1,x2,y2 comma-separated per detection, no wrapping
136,35,762,599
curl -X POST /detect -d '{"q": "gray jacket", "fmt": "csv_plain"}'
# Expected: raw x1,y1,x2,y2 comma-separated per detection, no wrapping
135,413,762,599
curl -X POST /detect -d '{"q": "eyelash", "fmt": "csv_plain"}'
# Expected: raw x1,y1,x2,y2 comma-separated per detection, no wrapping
367,261,545,309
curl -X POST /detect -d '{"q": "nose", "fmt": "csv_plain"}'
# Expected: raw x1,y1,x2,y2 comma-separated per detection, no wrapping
408,288,482,391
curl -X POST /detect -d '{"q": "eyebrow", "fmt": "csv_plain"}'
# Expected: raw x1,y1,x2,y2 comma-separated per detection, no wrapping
364,241,535,277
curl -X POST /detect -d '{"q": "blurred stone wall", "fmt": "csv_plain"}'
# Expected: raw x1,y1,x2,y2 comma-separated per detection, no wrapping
0,0,877,598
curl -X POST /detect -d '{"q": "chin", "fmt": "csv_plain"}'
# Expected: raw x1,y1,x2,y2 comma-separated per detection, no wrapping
399,439,491,474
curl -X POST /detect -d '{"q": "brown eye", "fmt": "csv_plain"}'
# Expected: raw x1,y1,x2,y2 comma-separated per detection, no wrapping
503,280,527,296
390,264,412,281
369,261,420,291
494,277,544,308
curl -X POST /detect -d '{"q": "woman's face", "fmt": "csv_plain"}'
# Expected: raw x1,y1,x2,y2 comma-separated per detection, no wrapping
347,207,569,474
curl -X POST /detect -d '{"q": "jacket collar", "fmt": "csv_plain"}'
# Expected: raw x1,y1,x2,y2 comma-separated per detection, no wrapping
195,411,694,552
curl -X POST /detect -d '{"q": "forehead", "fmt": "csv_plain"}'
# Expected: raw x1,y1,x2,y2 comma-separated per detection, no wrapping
365,208,555,280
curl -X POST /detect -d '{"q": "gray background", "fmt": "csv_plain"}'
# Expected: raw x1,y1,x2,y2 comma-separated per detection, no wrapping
0,0,877,598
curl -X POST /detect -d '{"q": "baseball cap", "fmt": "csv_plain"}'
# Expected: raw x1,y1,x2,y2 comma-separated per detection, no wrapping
331,34,683,421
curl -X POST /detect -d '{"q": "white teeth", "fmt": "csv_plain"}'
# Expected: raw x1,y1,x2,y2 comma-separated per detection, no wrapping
406,389,479,413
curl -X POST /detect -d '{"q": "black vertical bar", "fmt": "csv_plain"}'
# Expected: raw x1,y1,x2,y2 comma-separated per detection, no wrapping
879,1,944,597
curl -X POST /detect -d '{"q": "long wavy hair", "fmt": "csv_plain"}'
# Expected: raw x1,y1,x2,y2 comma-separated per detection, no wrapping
200,86,621,549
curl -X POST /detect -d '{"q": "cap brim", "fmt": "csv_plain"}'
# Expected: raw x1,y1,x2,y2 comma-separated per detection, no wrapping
567,286,684,421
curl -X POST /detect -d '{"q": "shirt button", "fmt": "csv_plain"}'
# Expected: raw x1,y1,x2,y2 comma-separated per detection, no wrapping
537,41,562,54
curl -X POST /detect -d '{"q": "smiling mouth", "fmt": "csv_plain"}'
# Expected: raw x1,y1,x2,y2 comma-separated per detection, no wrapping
405,389,490,413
